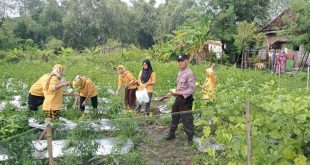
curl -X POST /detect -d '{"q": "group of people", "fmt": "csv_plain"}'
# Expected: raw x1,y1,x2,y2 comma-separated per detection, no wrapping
116,55,217,145
269,49,288,73
116,59,156,116
27,54,217,145
28,64,98,122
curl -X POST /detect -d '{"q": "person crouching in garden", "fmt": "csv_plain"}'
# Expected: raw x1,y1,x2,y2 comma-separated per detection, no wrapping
42,64,71,123
28,73,51,111
72,75,98,111
116,65,137,110
135,59,156,116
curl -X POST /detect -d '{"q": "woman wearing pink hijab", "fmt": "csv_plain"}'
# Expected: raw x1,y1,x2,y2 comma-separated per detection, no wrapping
275,50,287,73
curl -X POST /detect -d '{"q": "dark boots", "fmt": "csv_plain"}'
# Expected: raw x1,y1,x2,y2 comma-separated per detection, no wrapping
165,131,194,146
165,131,176,141
187,135,194,146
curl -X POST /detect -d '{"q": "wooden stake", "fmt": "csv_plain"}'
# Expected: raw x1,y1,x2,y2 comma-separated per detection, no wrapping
38,128,47,140
307,66,309,92
46,122,54,165
245,101,252,165
278,64,281,86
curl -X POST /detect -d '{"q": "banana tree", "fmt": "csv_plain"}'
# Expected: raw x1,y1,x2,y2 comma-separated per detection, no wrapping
171,18,211,65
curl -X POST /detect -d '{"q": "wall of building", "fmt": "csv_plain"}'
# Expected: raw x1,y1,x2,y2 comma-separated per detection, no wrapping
261,33,310,68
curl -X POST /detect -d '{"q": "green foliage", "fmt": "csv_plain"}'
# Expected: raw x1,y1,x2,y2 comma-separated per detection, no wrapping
0,48,309,164
90,46,150,67
209,5,237,43
153,0,207,43
209,0,270,23
151,17,213,64
172,19,212,64
45,37,64,52
0,109,30,141
208,0,270,60
2,48,24,63
13,16,46,45
234,21,257,53
66,123,100,161
194,65,309,164
287,0,310,52
113,119,138,138
1,129,40,165
96,151,149,165
150,42,174,61
0,0,213,49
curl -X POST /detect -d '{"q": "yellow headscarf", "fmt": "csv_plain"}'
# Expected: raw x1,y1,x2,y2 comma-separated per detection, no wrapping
117,65,127,76
44,64,65,90
117,65,125,70
202,67,217,100
51,64,65,78
72,75,86,88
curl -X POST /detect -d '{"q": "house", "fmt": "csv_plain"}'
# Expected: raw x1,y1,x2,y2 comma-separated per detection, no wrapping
259,9,310,69
203,40,223,59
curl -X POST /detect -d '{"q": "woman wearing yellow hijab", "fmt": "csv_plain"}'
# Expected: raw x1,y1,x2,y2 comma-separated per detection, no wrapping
42,64,71,121
200,64,217,102
72,75,98,111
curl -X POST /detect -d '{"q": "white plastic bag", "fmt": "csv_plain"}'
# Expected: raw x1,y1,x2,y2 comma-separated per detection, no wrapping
136,88,149,105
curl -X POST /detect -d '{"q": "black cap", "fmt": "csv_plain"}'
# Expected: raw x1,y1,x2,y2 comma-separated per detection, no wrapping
177,54,188,61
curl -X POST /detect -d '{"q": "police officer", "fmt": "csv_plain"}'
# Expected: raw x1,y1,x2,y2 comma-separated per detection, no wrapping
164,54,196,145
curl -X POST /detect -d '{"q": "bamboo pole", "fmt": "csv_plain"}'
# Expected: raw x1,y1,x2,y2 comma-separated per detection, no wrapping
38,128,47,140
307,66,309,92
46,123,54,165
278,64,281,86
245,101,252,165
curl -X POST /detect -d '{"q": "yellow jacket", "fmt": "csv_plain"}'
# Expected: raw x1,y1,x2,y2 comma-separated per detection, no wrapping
78,78,97,97
29,73,50,96
137,71,156,93
42,75,64,111
202,68,217,101
118,71,137,89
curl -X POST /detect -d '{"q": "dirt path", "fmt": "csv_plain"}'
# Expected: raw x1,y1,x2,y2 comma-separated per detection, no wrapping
136,119,202,165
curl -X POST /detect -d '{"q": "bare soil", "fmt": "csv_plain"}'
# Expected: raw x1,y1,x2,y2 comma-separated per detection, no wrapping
136,118,202,165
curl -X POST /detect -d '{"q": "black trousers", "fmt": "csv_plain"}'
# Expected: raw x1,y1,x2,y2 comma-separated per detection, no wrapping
80,95,98,111
169,95,195,136
28,93,44,111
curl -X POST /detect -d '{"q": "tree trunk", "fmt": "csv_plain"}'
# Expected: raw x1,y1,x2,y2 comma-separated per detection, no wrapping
241,49,245,69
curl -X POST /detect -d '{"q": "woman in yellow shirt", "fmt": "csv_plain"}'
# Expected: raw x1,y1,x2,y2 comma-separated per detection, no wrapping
135,59,156,116
116,65,137,109
72,75,98,111
42,64,71,120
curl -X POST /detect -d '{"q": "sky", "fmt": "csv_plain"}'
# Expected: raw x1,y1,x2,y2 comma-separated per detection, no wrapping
120,0,166,7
